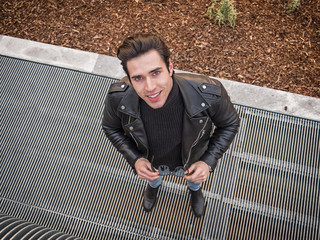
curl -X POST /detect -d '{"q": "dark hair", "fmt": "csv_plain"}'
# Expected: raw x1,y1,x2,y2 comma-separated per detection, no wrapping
117,34,171,77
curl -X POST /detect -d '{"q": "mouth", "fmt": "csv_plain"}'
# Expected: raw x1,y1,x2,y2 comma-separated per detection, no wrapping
148,92,161,98
146,91,162,102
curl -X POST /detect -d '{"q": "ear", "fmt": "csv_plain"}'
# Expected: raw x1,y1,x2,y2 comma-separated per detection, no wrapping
168,58,174,77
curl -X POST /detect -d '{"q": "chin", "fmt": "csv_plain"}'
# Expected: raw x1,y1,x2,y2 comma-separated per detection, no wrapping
148,101,165,109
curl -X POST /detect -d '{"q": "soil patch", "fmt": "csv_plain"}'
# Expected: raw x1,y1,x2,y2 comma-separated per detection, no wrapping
1,0,319,98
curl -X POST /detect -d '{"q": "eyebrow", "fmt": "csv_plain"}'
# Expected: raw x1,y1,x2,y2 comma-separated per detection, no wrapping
131,67,163,79
150,67,162,74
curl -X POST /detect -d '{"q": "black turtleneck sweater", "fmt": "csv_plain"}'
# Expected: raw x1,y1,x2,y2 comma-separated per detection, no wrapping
140,79,184,171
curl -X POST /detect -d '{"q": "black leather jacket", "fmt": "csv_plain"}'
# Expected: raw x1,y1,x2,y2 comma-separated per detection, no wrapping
102,73,240,171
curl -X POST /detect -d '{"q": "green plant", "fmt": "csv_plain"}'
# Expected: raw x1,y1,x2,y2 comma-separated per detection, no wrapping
207,0,218,19
287,0,301,13
207,0,237,28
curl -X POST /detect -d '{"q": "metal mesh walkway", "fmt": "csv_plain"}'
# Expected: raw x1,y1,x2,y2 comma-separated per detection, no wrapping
0,213,82,240
1,55,319,239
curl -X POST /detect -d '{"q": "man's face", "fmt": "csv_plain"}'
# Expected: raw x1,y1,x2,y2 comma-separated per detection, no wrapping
127,50,173,109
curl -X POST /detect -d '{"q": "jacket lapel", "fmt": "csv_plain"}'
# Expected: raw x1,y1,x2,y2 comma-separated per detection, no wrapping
175,75,210,117
175,75,211,165
117,86,140,118
117,85,149,152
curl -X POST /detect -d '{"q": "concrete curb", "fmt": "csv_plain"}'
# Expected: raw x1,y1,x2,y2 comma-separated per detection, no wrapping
1,35,319,121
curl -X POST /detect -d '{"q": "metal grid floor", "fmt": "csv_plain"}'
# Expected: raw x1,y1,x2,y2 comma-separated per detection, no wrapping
1,55,319,239
0,213,82,240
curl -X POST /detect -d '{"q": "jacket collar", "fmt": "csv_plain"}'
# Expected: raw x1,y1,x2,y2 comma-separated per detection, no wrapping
175,75,210,117
118,75,210,118
118,85,140,118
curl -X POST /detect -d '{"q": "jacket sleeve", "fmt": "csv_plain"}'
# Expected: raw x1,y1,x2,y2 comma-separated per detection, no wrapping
201,83,240,170
101,93,143,169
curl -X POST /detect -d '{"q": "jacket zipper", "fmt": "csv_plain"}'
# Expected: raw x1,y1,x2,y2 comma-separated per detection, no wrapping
184,117,209,169
128,116,149,159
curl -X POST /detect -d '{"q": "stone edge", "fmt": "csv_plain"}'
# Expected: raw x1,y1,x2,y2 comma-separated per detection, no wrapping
1,35,319,121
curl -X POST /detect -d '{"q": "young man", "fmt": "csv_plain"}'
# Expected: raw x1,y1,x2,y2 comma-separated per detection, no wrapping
102,34,240,217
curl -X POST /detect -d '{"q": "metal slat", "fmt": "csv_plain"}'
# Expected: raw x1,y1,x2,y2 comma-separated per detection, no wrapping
1,55,319,239
0,214,81,240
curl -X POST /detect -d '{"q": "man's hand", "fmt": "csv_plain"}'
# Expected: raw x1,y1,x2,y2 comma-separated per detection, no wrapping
135,158,159,181
184,161,210,183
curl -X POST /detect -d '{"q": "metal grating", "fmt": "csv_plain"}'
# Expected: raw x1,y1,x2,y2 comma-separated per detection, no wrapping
1,55,319,239
0,213,82,239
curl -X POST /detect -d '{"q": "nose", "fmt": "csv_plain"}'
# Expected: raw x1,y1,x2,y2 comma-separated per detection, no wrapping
145,77,155,92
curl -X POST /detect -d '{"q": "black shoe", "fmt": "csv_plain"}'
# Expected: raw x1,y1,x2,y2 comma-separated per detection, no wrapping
189,188,205,217
143,185,159,212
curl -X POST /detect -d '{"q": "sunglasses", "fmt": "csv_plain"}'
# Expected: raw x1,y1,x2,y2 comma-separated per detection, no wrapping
150,156,193,177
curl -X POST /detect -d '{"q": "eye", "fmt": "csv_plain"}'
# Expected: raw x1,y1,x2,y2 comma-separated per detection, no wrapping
132,76,142,81
152,71,160,76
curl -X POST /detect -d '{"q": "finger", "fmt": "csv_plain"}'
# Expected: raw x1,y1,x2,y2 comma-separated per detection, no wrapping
141,160,158,173
147,175,161,181
140,166,159,180
145,169,160,178
185,168,206,182
184,170,197,181
139,166,157,177
139,172,160,181
138,171,159,181
184,174,203,183
185,164,196,176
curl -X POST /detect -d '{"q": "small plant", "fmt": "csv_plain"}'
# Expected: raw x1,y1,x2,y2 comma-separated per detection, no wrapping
287,0,301,13
207,0,218,19
207,0,237,28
